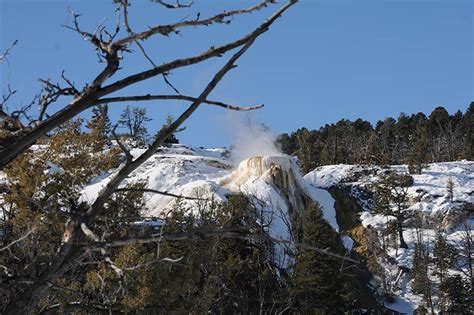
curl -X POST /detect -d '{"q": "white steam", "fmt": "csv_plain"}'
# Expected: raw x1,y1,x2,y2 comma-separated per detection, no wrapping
229,115,281,164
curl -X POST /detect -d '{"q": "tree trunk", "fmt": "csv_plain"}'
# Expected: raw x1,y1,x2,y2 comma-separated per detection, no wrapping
397,219,408,249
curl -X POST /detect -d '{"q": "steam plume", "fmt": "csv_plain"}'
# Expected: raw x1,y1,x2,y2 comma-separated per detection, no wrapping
229,115,281,164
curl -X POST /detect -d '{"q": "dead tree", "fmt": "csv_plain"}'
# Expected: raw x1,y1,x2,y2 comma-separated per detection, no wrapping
0,0,297,169
0,1,298,313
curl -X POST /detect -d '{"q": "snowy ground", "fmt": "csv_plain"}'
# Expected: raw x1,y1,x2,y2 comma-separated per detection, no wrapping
79,145,350,267
5,143,470,313
305,161,474,314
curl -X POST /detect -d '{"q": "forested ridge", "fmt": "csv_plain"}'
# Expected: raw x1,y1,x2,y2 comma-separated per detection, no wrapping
277,103,474,174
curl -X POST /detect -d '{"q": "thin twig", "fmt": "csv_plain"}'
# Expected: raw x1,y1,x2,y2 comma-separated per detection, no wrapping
0,40,18,62
114,187,209,200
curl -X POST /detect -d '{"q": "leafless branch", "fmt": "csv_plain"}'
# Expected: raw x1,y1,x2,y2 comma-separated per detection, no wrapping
0,85,17,111
62,8,108,53
162,72,181,94
86,227,360,264
114,187,208,201
111,124,133,163
121,0,158,67
0,40,18,63
0,1,295,168
11,94,39,124
151,0,193,9
38,77,78,120
0,228,36,252
121,1,182,94
123,256,183,271
97,94,264,111
114,0,276,46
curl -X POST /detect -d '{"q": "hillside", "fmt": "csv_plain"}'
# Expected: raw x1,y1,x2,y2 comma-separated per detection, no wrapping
306,161,474,313
1,142,472,313
80,145,345,268
80,145,473,313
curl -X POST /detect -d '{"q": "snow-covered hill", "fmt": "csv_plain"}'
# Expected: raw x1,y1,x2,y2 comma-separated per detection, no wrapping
306,162,474,314
80,144,344,268
3,143,471,313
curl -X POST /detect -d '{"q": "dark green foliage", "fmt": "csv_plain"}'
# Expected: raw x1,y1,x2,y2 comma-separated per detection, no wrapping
407,118,428,174
439,275,473,313
276,104,472,172
410,242,430,295
463,102,474,160
118,105,152,145
0,118,120,311
433,232,458,312
86,104,112,151
292,202,353,314
373,173,411,249
157,114,186,145
80,194,287,314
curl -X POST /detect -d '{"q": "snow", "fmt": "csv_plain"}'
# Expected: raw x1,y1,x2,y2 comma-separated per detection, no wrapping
303,184,340,231
80,145,232,214
306,161,474,216
304,164,358,188
305,161,474,313
341,235,354,251
5,141,471,312
360,212,396,229
81,149,349,269
385,297,415,315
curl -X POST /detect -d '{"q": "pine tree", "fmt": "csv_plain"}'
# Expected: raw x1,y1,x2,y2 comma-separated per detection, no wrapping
373,173,411,249
410,233,433,310
118,106,152,145
86,104,111,151
1,119,120,310
439,275,473,313
446,177,455,202
157,114,186,145
292,202,351,314
462,102,474,160
366,131,381,164
407,119,428,174
433,232,457,312
319,142,331,165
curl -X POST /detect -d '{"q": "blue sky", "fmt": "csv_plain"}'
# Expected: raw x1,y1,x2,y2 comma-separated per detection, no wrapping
1,0,472,147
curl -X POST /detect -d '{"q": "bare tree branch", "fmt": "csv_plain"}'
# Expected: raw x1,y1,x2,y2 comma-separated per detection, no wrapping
114,0,276,46
0,1,296,168
86,227,360,264
111,124,133,163
0,228,36,252
0,40,18,63
0,85,17,111
97,94,264,111
1,4,297,312
151,0,193,9
114,187,209,201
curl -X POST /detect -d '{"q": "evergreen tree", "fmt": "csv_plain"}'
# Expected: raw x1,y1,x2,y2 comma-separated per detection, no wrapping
446,177,455,202
373,173,411,249
433,232,457,312
292,202,352,314
157,114,186,145
366,131,381,164
319,142,331,165
407,119,428,174
410,234,433,309
86,104,111,151
463,102,474,159
118,106,152,145
439,275,473,313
